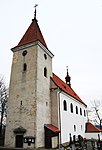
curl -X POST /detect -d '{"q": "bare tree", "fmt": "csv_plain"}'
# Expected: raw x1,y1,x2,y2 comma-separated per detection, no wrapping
88,100,102,129
0,77,8,135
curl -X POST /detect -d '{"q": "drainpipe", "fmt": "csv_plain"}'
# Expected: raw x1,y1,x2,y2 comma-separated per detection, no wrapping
57,88,62,149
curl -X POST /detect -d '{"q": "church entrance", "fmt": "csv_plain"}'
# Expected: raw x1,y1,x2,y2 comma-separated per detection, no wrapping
15,135,23,148
13,126,26,148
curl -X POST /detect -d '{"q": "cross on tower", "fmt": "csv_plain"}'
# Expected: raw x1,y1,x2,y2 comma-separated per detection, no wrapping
34,4,38,19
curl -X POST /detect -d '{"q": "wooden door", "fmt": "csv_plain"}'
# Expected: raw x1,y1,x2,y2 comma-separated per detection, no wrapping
15,135,23,148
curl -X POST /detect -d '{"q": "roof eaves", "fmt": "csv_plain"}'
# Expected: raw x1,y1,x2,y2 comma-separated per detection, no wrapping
11,39,48,50
51,77,87,107
85,122,102,133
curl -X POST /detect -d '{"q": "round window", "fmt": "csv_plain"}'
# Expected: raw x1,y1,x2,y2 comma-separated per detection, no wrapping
22,50,27,56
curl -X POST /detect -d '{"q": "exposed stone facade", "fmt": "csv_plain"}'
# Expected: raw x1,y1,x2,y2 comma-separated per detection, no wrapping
5,42,54,148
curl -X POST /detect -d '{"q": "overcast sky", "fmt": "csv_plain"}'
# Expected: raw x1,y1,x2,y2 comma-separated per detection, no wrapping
0,0,102,106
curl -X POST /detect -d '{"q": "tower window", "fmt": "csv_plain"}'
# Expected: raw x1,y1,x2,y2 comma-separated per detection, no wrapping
44,67,47,77
70,103,73,113
44,54,47,59
20,101,22,106
22,50,27,56
23,63,27,71
76,106,78,114
63,100,67,111
46,102,48,106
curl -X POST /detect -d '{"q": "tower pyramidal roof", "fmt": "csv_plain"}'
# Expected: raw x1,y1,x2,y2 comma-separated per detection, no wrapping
17,17,48,49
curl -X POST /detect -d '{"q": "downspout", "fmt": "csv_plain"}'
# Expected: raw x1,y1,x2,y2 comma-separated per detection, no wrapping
57,88,62,149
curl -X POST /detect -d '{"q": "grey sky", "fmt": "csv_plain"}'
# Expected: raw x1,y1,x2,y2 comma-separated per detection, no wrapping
0,0,102,105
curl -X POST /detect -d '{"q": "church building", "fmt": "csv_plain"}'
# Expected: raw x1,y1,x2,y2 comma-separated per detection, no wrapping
5,8,87,149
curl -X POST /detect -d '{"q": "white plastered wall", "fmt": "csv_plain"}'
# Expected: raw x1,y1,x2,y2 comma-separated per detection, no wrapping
60,92,87,144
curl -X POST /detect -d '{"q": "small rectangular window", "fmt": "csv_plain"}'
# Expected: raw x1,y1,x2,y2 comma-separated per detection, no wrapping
23,63,27,71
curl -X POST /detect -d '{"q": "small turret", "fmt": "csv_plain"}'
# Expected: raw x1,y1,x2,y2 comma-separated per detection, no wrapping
65,66,71,87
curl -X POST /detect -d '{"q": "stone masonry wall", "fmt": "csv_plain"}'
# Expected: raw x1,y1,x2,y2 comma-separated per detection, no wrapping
5,45,38,148
5,43,53,149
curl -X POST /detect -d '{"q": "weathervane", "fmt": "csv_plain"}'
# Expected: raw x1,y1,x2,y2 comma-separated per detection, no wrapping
34,4,38,19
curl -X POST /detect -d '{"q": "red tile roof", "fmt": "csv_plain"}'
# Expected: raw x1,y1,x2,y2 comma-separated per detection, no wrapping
17,18,48,48
51,73,87,106
86,122,102,132
45,124,60,133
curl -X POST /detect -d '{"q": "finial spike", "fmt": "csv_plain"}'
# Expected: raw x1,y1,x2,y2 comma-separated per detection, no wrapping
66,66,68,72
34,4,38,19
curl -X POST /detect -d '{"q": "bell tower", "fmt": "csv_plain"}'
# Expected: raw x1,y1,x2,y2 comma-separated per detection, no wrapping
65,66,71,87
5,8,54,148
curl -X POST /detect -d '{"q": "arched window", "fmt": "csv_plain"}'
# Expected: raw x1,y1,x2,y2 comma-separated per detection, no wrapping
76,106,78,114
74,125,76,132
44,53,47,59
23,63,27,71
84,110,86,117
80,108,82,115
70,103,73,113
44,67,47,77
63,100,67,111
81,125,83,131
